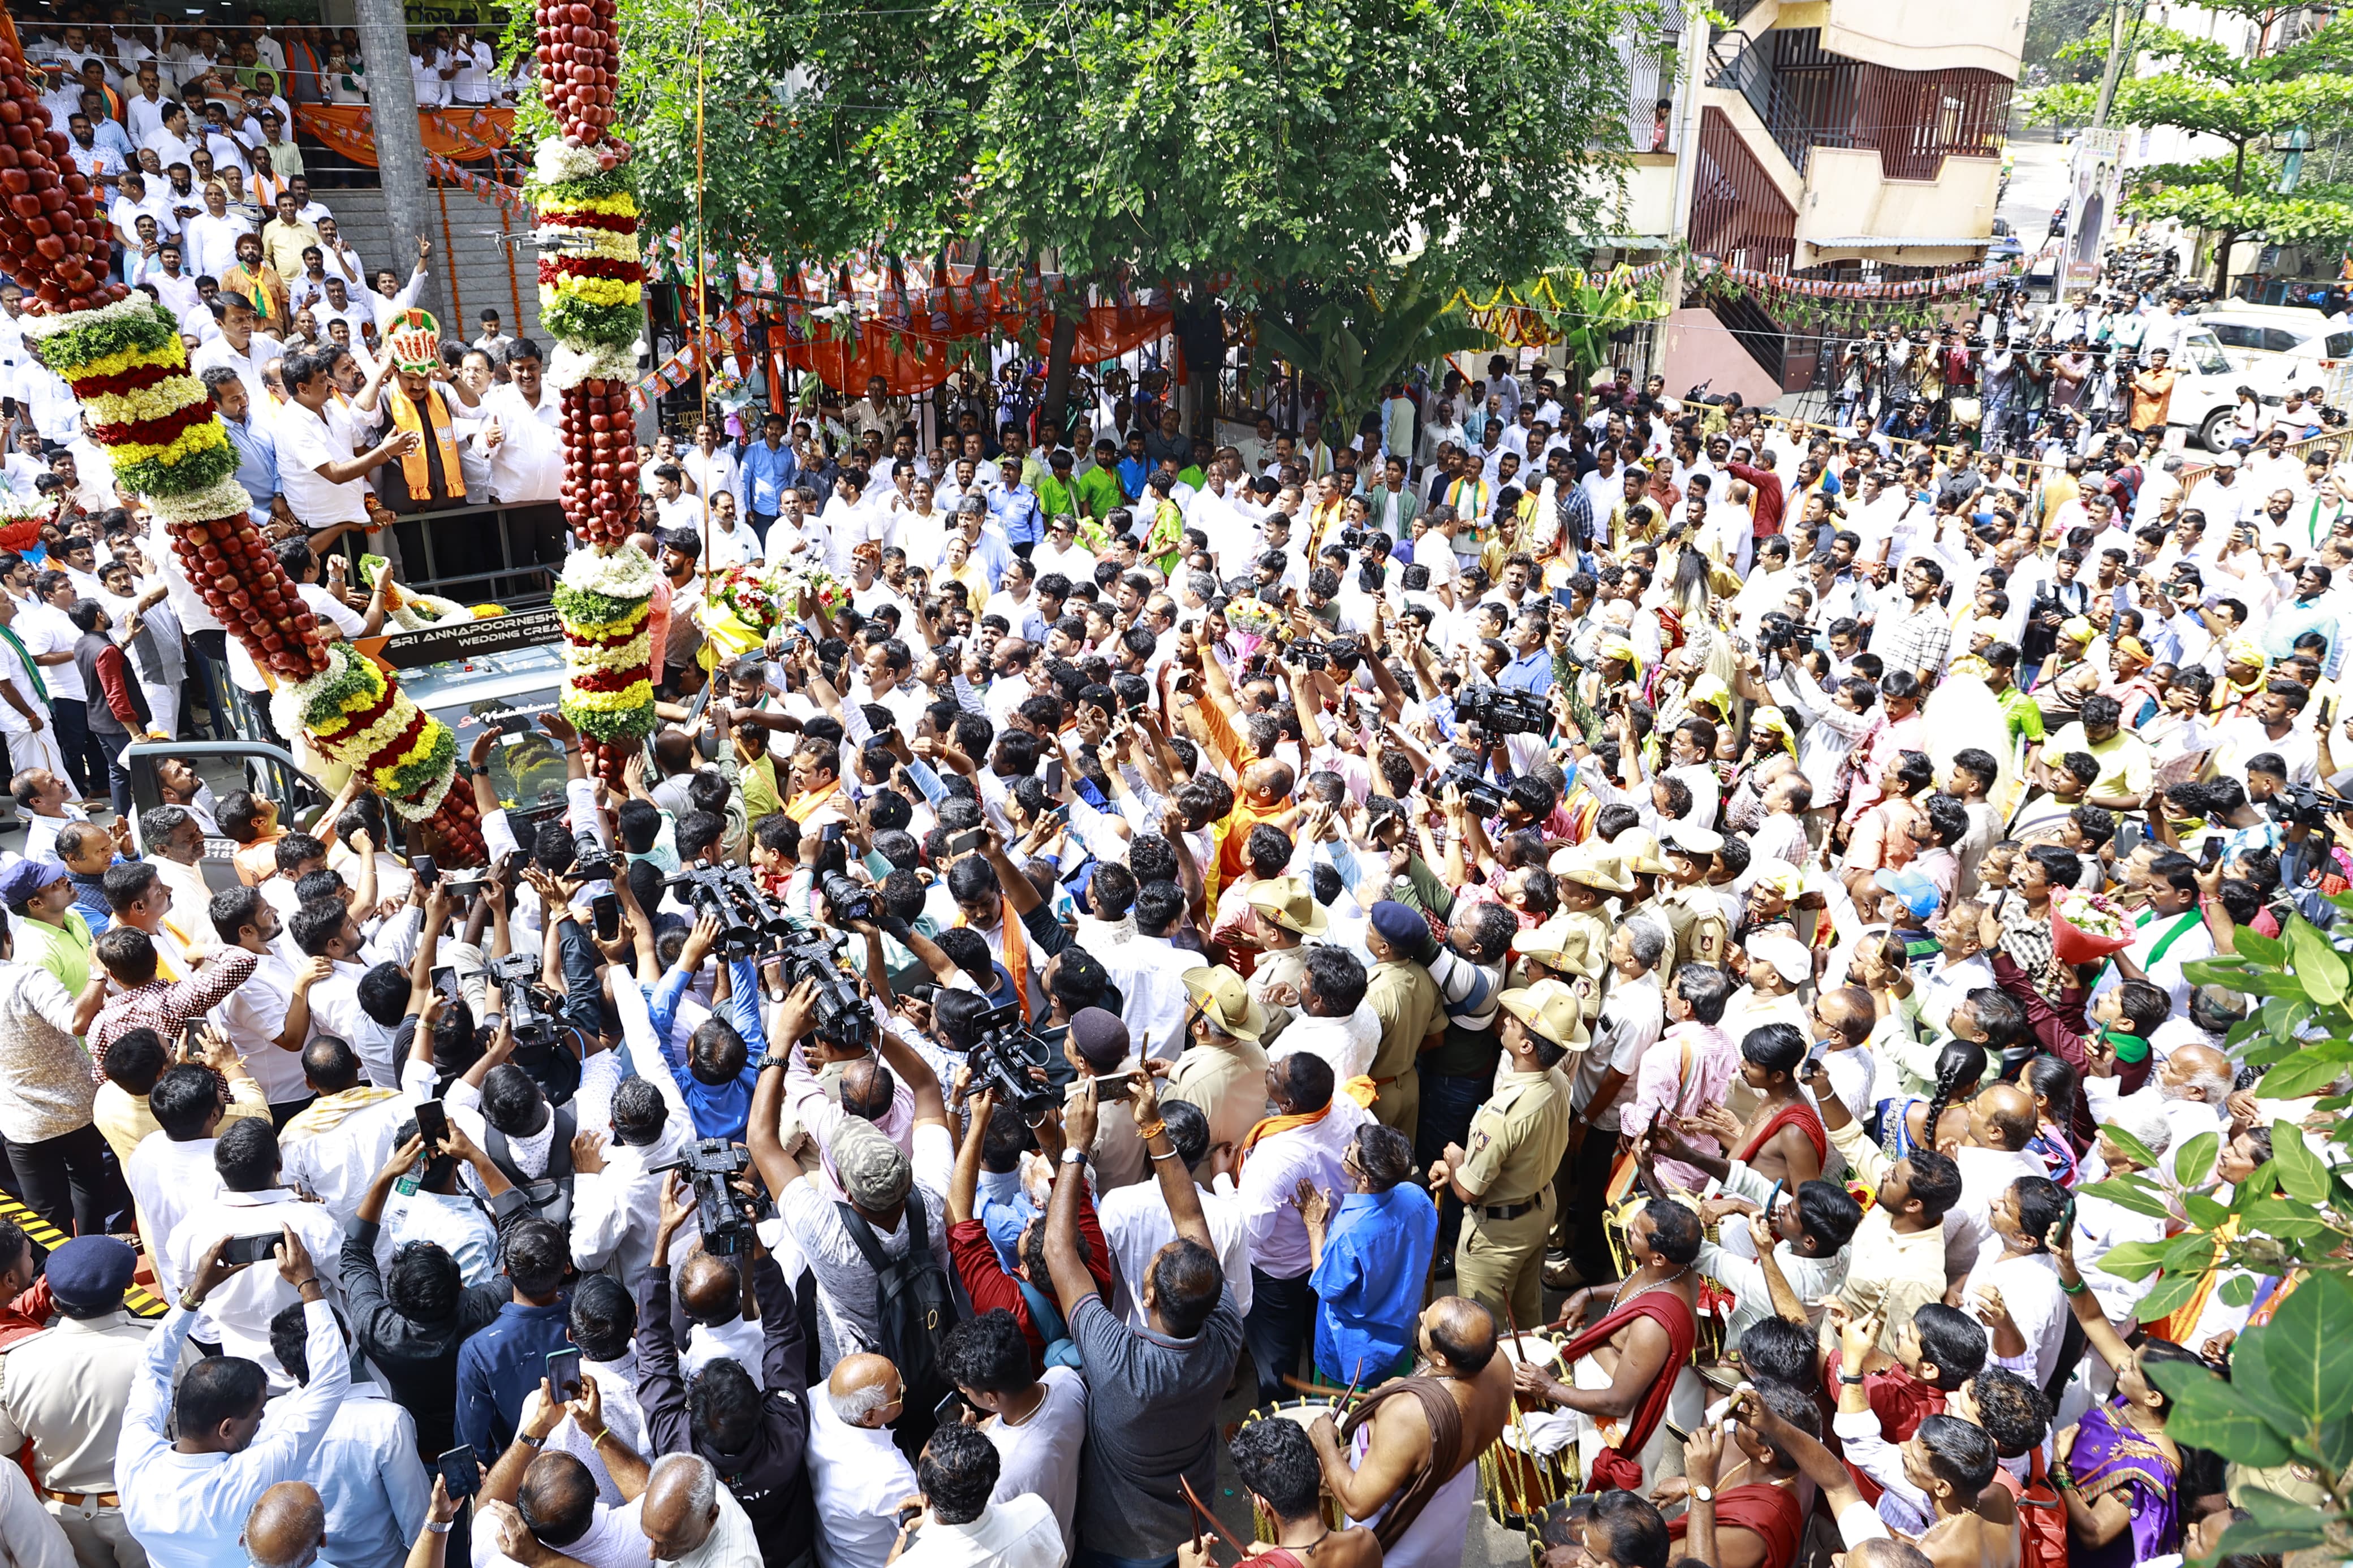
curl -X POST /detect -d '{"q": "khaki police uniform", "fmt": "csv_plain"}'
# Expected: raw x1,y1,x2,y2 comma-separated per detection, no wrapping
1656,883,1730,970
1364,956,1442,1141
1453,1062,1574,1331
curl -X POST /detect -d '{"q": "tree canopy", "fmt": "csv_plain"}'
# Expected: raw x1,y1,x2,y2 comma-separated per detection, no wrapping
2026,8,2353,279
547,0,1656,301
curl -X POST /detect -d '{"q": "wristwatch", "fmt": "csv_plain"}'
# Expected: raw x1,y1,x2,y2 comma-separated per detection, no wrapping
757,1052,790,1071
1061,1147,1088,1166
1691,1485,1713,1505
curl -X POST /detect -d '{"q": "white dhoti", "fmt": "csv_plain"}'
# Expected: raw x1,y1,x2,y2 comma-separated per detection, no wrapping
1568,1353,1708,1489
2,719,66,783
1349,1425,1481,1568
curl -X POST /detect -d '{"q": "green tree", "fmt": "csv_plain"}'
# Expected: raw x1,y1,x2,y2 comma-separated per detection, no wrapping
2025,12,2353,283
2071,909,2353,1560
527,0,1652,407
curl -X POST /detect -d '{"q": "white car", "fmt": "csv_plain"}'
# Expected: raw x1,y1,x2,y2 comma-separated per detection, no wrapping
2156,327,2300,452
2196,304,2353,406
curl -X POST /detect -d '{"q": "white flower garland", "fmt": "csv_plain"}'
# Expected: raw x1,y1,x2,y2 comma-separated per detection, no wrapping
549,341,639,391
388,769,456,822
16,291,161,343
533,136,607,185
267,644,354,743
146,476,260,524
565,625,654,677
540,223,642,264
561,541,658,599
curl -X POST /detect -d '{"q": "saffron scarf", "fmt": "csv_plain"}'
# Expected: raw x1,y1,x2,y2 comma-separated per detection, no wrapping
956,905,1032,1022
1236,1078,1377,1168
782,777,841,824
389,381,466,503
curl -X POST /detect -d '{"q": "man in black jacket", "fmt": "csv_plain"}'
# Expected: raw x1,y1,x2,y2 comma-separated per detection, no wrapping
636,1168,815,1568
340,1121,530,1455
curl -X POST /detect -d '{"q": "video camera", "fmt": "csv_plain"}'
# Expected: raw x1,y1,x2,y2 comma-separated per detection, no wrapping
665,866,784,960
1455,684,1552,737
964,999,1057,1120
1754,610,1803,655
2266,784,2353,831
485,951,557,1049
1436,762,1506,820
653,1138,761,1256
774,925,872,1050
1292,638,1331,671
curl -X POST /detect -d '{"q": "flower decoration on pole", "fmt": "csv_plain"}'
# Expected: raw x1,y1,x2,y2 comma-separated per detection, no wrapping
0,28,475,857
532,0,650,785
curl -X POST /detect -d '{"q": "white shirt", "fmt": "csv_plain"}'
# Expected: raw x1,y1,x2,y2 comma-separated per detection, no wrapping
277,1379,432,1568
571,1117,698,1290
1235,1094,1370,1279
981,1367,1086,1559
118,1302,350,1568
280,1090,419,1225
0,1458,75,1568
304,953,402,1087
806,1398,920,1568
190,330,283,412
123,1133,226,1298
214,945,307,1102
166,1186,348,1383
1266,1001,1381,1083
1963,1249,2071,1389
663,1484,764,1568
894,1495,1066,1568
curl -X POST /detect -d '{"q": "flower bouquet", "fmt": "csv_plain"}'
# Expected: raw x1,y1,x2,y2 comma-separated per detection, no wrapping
715,563,787,634
0,492,51,556
2050,888,2135,964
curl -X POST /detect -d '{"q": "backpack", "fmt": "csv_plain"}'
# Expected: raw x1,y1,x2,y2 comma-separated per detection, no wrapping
834,1185,961,1404
486,1104,575,1228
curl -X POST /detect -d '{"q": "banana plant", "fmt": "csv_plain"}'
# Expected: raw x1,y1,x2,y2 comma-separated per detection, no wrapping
1253,273,1492,440
1535,270,1671,382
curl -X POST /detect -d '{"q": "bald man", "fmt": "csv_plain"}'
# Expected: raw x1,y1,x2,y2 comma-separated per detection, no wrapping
242,1481,327,1568
674,1250,762,1375
1934,1083,2048,1283
1305,1297,1514,1568
805,1354,916,1568
639,1453,762,1566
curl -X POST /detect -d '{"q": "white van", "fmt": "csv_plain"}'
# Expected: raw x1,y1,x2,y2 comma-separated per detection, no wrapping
2160,327,2300,451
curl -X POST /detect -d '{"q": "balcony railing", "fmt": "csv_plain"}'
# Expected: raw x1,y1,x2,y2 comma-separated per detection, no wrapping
1706,27,2014,183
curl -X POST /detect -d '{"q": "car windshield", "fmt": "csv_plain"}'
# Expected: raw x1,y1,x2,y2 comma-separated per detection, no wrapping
2178,331,2233,377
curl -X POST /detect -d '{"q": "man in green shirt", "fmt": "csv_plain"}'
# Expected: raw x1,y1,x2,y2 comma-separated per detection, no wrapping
6,857,96,997
1075,439,1126,519
1036,448,1081,524
1983,642,2045,750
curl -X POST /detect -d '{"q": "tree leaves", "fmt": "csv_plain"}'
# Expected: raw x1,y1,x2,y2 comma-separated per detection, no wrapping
2212,1487,2334,1556
2175,1130,2221,1191
2238,1271,2353,1429
2270,1117,2334,1206
2149,1356,2296,1465
2286,915,2350,1005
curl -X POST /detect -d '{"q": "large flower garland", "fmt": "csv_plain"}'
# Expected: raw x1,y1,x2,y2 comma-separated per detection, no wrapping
529,0,651,788
552,545,657,748
0,25,473,853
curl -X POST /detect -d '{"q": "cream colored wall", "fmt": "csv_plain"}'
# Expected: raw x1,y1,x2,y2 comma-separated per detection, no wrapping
1616,155,1681,239
1659,306,1789,405
1794,146,2002,264
1817,0,2028,75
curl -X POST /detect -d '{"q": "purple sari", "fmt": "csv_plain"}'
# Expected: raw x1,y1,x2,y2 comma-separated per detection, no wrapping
2067,1398,2181,1568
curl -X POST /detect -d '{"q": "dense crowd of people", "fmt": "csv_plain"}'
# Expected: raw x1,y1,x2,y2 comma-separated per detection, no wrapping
0,83,2344,1565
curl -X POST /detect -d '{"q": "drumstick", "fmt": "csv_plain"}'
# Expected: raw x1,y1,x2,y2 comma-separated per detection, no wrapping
1498,1300,1550,1517
1183,1476,1250,1561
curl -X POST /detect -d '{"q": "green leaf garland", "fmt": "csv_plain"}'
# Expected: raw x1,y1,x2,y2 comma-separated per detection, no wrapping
552,584,652,627
542,295,644,350
114,442,242,499
27,300,180,374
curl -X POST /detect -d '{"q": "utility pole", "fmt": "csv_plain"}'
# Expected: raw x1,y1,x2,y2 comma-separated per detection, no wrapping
2091,0,2143,129
352,0,450,326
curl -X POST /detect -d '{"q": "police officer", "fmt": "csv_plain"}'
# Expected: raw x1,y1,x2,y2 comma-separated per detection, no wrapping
1245,874,1327,1047
1653,826,1731,973
1429,978,1581,1332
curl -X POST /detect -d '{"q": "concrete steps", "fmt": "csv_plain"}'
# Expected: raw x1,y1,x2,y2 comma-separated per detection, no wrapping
312,180,546,347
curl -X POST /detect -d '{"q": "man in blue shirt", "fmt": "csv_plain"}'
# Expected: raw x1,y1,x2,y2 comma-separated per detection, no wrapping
203,365,280,529
736,411,799,530
1499,611,1554,695
647,923,765,1143
1305,1121,1437,1383
451,1218,572,1458
986,453,1042,552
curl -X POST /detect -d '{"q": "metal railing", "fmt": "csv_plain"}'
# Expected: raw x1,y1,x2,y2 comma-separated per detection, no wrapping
1708,32,1813,174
